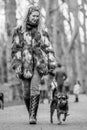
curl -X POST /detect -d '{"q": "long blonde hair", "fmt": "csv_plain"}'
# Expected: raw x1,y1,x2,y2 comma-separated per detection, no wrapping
21,4,41,32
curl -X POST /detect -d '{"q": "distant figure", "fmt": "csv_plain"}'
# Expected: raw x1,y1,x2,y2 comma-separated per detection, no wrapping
0,92,4,109
54,64,67,93
39,76,47,104
73,80,81,102
64,78,70,95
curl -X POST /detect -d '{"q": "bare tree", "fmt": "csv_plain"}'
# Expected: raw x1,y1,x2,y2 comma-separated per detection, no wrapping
3,0,16,82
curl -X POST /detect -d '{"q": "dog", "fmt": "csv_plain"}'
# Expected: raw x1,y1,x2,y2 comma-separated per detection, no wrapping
50,88,69,124
0,92,4,110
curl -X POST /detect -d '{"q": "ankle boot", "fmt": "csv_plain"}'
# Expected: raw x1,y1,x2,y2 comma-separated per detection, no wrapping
24,98,30,116
29,94,40,124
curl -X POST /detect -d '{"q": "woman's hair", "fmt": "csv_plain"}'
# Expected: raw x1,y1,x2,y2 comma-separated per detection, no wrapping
22,5,40,32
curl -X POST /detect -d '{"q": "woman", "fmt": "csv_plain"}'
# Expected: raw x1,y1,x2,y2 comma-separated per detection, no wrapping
11,5,56,124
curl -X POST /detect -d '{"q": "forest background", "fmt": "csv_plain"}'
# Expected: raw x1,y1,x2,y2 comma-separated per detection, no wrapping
0,0,87,102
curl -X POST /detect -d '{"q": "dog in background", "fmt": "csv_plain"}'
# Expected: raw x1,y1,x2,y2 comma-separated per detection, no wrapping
0,92,4,110
50,88,69,124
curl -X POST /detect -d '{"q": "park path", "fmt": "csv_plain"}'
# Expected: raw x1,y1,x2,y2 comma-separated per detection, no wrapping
0,94,87,130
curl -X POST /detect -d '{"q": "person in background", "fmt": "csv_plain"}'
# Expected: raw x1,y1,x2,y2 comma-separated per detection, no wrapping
54,64,67,93
64,78,70,96
73,80,81,102
11,5,56,124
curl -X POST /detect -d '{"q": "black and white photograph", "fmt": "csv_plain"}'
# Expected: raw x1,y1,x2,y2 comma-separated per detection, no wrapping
0,0,87,130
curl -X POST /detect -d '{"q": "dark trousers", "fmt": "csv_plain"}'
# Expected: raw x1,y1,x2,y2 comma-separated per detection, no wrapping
58,84,64,92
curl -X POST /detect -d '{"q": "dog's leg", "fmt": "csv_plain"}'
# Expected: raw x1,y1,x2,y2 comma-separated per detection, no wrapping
50,107,55,123
57,110,62,125
63,112,67,121
2,100,4,110
50,111,53,123
63,103,69,121
50,102,55,123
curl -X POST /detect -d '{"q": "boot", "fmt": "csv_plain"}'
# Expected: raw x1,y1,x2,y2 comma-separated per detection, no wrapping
24,98,30,116
29,94,40,124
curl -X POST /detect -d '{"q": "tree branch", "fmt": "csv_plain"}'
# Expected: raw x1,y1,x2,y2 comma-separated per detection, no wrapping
60,32,66,53
68,24,78,53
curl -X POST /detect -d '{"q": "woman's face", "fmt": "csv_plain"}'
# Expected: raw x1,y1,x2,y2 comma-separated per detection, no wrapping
29,11,40,25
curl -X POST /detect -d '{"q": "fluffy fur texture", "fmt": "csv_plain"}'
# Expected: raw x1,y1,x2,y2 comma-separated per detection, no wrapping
50,89,69,124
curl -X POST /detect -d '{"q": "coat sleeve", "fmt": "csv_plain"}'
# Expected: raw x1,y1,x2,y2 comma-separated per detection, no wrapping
41,31,57,75
11,27,22,58
11,27,22,78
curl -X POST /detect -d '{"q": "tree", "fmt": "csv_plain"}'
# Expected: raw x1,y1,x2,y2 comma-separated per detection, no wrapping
3,0,16,82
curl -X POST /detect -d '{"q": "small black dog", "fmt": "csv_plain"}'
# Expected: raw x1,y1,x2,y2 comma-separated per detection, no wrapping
0,92,4,110
50,88,69,124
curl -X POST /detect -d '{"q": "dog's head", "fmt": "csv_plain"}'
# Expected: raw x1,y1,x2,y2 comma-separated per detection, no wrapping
57,93,68,107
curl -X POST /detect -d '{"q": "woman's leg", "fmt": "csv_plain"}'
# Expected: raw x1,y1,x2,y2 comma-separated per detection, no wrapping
23,79,31,117
75,94,79,102
29,69,41,124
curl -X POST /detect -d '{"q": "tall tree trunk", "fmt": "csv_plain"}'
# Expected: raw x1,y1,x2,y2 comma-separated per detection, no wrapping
4,0,16,82
72,1,82,89
61,0,80,91
82,0,87,92
45,0,62,62
52,0,60,61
